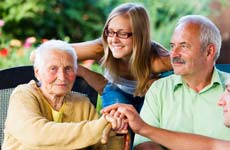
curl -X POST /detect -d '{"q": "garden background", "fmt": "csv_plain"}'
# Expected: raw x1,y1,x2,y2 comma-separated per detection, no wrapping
1,0,229,110
0,0,229,69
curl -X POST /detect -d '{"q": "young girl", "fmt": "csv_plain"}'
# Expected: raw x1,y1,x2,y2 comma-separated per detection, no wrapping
73,3,172,112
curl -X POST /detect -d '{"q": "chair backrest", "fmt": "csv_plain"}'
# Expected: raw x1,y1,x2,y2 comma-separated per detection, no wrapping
216,64,230,73
0,65,98,145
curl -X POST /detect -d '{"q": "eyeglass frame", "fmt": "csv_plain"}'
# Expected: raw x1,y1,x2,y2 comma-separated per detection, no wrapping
104,29,133,39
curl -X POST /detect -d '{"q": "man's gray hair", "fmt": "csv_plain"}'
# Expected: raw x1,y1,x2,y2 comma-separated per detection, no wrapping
176,15,221,61
34,39,77,71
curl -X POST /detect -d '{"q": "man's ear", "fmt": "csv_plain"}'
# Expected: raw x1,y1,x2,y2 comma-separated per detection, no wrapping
206,44,216,59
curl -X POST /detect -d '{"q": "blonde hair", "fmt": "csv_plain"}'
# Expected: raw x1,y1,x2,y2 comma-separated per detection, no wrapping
101,3,155,96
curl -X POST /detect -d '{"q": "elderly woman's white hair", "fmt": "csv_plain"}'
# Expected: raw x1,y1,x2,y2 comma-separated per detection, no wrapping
34,40,78,71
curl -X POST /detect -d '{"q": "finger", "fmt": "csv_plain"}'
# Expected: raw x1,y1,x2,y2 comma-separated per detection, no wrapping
124,133,130,150
105,114,117,129
119,113,126,119
115,120,129,134
101,103,123,113
114,111,122,118
116,129,128,134
120,120,129,131
109,109,116,116
114,117,121,130
118,106,137,121
116,118,125,130
101,124,112,144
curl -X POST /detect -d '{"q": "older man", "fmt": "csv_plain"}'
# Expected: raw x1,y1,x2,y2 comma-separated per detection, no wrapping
2,40,126,150
101,78,230,150
130,15,230,150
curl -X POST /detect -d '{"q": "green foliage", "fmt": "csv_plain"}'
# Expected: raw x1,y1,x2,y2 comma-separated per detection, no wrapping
0,0,217,69
0,46,32,68
0,0,121,42
126,0,211,49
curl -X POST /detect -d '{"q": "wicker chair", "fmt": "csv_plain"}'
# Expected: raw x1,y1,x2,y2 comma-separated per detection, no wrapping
0,65,98,147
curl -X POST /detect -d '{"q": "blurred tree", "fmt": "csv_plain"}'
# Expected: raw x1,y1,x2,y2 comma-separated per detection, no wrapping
126,0,211,48
0,0,222,47
0,0,121,42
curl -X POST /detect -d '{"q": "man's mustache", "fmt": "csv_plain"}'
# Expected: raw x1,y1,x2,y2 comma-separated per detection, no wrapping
171,57,186,64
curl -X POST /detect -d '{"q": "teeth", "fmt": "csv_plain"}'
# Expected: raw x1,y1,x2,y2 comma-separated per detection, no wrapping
113,46,122,49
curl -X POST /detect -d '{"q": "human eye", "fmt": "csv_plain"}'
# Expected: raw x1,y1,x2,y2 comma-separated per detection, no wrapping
170,43,174,49
65,66,74,74
181,44,187,48
118,32,128,38
181,43,190,49
48,66,57,73
107,30,114,36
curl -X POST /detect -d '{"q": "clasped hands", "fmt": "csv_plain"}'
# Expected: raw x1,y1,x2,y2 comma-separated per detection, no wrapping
100,107,129,145
100,103,145,148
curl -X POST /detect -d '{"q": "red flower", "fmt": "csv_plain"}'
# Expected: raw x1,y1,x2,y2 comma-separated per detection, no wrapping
0,48,9,57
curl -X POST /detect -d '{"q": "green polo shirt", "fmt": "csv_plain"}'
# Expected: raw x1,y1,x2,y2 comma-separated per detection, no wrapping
134,68,230,147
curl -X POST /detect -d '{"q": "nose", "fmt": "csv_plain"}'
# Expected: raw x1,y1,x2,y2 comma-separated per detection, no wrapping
170,47,183,60
170,46,180,56
57,69,66,81
218,98,226,107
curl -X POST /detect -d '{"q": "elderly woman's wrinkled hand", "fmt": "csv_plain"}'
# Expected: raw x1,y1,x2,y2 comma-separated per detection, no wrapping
103,113,128,134
100,113,128,145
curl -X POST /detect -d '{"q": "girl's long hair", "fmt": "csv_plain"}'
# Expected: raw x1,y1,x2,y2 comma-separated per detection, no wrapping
101,3,156,96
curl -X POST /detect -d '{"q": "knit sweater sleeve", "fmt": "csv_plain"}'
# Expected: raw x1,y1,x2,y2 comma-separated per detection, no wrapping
4,83,109,150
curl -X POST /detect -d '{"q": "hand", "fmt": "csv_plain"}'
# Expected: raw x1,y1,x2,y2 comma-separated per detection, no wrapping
101,113,128,145
103,113,128,133
101,103,145,134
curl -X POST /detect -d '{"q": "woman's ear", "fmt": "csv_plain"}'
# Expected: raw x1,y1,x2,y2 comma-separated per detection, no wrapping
34,67,40,81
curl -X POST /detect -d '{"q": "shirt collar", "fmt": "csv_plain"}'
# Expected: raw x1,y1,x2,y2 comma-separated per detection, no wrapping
173,67,224,92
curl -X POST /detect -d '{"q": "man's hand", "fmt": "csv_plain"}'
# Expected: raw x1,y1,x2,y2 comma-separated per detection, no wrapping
101,103,146,134
103,113,128,133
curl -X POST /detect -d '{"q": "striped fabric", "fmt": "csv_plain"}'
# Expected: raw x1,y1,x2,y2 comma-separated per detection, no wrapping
0,88,14,145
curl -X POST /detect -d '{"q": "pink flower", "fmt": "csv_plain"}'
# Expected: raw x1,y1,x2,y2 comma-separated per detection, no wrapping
0,20,5,27
23,37,36,48
26,37,36,44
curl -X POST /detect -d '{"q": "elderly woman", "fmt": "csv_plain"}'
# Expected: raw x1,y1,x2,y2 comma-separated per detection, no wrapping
2,40,126,150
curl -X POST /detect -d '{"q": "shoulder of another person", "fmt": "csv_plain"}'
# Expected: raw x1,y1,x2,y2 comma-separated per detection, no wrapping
151,41,169,56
